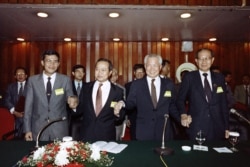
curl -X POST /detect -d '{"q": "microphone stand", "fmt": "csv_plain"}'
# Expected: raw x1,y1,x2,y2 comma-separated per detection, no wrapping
35,117,67,148
230,109,250,125
154,114,174,156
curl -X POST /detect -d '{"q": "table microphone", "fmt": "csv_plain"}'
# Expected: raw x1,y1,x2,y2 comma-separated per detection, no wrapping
154,114,174,155
35,117,67,148
230,108,250,125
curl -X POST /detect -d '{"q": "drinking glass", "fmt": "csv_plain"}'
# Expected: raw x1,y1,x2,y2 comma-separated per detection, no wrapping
195,130,206,146
228,131,240,152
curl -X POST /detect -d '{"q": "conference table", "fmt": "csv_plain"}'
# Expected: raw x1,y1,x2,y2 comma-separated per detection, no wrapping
0,140,249,167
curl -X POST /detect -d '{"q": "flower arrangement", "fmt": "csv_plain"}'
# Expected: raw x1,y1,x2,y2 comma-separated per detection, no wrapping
17,140,113,167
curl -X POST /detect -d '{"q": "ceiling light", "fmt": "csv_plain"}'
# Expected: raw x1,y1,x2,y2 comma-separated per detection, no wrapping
161,38,169,41
209,38,217,41
113,38,120,41
17,38,25,41
180,13,191,19
109,12,120,18
37,12,48,18
64,38,72,42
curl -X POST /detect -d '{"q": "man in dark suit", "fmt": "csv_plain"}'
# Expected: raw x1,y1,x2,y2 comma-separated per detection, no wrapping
125,54,183,141
24,50,77,141
68,64,85,140
78,58,125,142
177,48,229,141
4,67,28,139
125,64,145,140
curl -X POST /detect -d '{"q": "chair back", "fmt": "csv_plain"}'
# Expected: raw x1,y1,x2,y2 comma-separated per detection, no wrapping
0,108,15,140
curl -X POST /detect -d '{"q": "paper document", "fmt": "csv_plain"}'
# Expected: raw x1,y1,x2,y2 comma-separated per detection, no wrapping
93,141,128,154
213,147,233,153
193,145,208,151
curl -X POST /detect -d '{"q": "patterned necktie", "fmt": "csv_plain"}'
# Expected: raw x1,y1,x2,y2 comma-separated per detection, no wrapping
77,82,81,96
151,79,157,108
19,83,23,96
46,77,52,102
95,83,103,116
203,73,212,102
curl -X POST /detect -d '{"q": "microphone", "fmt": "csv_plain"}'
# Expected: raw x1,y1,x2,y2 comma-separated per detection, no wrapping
230,108,250,125
35,117,67,148
154,114,174,155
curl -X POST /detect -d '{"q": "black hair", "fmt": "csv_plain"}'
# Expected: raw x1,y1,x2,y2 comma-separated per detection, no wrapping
72,64,85,72
96,58,113,71
41,50,60,61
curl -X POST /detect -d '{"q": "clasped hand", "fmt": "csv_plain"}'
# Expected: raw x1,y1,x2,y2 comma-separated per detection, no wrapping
113,101,124,117
67,96,79,109
181,114,192,127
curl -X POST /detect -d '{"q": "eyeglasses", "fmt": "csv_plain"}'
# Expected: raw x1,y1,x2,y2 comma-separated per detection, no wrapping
197,57,212,62
44,59,59,64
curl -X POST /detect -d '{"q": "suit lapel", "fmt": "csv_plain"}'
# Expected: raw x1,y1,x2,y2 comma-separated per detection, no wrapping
194,71,208,102
37,74,48,104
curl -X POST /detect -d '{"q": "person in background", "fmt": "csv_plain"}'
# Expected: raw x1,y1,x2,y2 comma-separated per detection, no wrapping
4,67,28,139
110,68,126,140
77,58,125,142
125,64,146,140
160,59,170,78
177,48,229,141
125,54,184,141
69,64,85,140
210,65,220,73
24,50,78,141
233,74,250,140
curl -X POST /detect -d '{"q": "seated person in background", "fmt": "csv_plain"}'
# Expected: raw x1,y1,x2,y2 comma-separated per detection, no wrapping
4,67,28,139
77,58,125,142
233,74,250,140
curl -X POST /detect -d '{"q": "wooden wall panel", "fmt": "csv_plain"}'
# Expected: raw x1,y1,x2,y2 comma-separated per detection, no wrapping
1,41,250,97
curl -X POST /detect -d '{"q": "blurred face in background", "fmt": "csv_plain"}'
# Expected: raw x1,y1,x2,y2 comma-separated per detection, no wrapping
134,68,145,79
72,68,85,82
15,69,27,82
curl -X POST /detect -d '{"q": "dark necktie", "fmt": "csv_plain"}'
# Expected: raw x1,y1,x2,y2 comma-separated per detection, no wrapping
46,77,52,102
245,85,249,106
19,83,23,96
203,73,212,102
77,82,81,96
151,79,157,108
96,83,103,116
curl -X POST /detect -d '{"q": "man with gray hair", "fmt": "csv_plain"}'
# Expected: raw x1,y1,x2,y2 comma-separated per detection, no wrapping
125,54,185,140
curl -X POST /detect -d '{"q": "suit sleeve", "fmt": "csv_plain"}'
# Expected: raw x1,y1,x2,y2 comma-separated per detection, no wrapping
176,73,190,115
125,81,137,111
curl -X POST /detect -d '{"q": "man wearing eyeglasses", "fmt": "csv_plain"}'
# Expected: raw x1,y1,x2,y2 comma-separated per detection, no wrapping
4,67,28,139
177,48,229,141
24,50,78,141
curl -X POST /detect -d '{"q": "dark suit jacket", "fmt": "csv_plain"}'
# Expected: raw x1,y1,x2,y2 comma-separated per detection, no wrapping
176,71,229,140
126,77,180,141
78,81,125,142
4,82,28,111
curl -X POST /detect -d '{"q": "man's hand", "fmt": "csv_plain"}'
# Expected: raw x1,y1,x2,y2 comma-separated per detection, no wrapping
114,101,124,117
13,111,24,118
25,132,33,141
225,130,229,139
68,96,79,109
181,114,192,127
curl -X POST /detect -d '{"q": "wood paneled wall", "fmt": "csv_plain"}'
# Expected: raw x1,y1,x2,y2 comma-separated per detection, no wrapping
1,41,250,95
0,0,247,6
